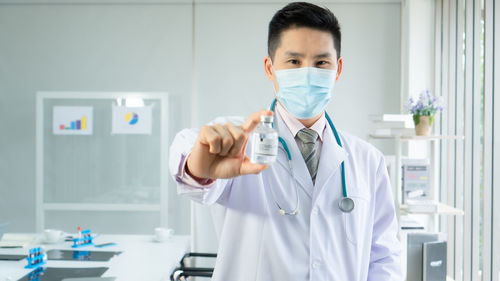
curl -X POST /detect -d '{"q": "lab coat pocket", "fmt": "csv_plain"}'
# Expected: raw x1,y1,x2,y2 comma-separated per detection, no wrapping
342,190,370,245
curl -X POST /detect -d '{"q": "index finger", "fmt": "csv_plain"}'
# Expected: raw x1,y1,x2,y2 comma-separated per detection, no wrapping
241,110,273,133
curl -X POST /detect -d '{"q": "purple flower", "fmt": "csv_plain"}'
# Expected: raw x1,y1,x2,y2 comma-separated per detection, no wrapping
407,90,445,116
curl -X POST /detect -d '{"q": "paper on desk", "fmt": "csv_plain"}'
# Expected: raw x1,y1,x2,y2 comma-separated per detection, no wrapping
0,234,35,247
62,277,116,281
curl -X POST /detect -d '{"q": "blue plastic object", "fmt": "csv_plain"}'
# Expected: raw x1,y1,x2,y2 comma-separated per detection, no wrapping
72,229,94,248
25,247,46,269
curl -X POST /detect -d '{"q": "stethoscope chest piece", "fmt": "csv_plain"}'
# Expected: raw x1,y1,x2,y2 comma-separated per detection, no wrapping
339,197,355,213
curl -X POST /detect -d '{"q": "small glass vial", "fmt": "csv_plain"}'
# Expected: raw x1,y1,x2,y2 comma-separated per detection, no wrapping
250,115,278,164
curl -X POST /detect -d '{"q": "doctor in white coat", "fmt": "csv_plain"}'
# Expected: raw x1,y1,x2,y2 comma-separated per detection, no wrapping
169,2,402,280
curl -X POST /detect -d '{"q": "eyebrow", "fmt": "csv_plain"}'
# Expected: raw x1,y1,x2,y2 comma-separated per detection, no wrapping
284,51,333,59
314,52,333,59
284,51,305,58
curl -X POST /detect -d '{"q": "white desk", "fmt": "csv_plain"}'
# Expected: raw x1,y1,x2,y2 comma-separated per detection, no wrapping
0,234,190,281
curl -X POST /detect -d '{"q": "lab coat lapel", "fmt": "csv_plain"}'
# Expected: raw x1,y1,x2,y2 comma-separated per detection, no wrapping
274,112,314,198
312,125,348,204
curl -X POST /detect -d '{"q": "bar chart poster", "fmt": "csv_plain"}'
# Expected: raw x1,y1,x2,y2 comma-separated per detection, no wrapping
111,105,152,135
53,106,93,135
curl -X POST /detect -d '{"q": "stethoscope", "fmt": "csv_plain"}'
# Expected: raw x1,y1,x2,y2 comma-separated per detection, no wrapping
269,99,355,215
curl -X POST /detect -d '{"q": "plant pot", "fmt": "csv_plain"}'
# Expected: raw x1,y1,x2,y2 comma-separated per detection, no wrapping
413,115,434,136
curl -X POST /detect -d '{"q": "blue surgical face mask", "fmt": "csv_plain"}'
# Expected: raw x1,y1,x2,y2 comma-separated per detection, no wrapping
274,66,337,119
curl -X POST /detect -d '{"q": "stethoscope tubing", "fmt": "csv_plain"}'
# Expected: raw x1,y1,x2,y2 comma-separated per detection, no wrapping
269,99,353,214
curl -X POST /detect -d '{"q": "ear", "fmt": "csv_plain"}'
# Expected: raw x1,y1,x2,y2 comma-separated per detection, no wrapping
335,57,343,82
264,56,274,81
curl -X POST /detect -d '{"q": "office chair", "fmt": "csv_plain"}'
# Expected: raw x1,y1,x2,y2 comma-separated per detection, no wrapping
170,252,217,281
170,197,224,280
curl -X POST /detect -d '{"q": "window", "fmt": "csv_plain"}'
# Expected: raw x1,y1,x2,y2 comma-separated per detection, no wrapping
435,0,496,280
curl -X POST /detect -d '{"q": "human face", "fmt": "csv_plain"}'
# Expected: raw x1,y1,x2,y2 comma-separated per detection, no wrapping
264,27,343,124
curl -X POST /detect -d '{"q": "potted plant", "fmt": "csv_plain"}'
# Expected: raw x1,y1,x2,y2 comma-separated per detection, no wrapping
407,90,444,136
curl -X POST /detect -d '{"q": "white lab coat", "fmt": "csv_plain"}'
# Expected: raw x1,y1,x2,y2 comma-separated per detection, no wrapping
169,112,402,281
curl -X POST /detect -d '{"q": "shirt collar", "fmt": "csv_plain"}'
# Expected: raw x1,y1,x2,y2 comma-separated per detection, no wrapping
275,101,326,142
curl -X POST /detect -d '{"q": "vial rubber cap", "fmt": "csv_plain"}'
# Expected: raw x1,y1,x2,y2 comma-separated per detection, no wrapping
261,115,273,123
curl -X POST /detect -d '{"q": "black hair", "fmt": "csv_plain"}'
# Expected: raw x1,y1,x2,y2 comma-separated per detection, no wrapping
268,2,341,60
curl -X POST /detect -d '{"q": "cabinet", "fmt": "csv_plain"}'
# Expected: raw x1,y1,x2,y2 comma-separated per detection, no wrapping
370,133,464,281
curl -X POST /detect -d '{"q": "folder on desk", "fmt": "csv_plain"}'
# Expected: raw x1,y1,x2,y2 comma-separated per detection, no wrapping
0,233,35,247
47,249,121,262
18,267,109,281
0,254,27,260
62,277,116,281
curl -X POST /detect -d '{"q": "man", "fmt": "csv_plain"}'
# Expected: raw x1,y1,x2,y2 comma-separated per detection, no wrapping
169,2,401,280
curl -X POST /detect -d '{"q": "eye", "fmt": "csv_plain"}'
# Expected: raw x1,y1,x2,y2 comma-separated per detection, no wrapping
316,61,330,67
287,59,300,65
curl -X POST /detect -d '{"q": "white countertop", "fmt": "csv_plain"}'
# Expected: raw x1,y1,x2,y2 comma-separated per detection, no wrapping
0,234,190,281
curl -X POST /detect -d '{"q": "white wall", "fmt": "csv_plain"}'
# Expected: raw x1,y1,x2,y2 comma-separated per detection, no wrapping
400,0,435,161
0,1,403,252
401,0,435,103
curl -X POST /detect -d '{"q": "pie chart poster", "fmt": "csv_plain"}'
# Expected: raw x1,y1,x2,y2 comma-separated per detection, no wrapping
111,105,152,135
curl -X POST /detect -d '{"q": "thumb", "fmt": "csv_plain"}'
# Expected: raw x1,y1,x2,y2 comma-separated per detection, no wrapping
241,110,273,133
239,156,268,175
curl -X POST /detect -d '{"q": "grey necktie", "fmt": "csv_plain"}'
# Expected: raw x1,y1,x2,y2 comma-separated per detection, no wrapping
296,128,319,184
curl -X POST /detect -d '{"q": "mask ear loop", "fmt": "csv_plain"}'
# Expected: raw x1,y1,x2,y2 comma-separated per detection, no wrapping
269,59,280,103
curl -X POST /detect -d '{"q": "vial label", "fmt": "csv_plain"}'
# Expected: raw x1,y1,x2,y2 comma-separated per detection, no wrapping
251,133,278,164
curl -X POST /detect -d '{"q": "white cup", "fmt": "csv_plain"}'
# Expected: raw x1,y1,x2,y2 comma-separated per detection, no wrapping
43,229,63,244
154,227,174,242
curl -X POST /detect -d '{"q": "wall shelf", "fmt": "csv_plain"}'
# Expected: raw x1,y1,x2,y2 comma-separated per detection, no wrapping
369,133,464,226
409,276,454,281
371,131,465,281
43,203,161,212
400,203,464,216
369,134,464,141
